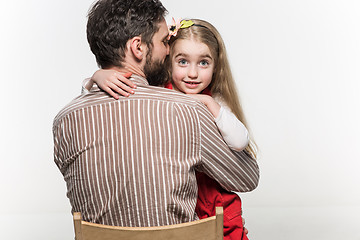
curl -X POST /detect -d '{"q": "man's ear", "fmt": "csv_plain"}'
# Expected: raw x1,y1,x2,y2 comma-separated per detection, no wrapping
129,36,146,61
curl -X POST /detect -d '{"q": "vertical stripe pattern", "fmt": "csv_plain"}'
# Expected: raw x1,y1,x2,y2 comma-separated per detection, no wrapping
53,75,259,227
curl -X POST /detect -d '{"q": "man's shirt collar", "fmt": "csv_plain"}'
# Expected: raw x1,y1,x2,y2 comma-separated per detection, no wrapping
130,74,149,86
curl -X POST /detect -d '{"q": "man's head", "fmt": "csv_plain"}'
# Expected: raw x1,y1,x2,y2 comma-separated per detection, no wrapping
87,0,169,85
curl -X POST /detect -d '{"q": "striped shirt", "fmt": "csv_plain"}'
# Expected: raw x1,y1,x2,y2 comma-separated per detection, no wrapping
53,75,259,227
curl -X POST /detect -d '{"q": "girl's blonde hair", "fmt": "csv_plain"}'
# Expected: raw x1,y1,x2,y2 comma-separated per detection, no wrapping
168,19,257,159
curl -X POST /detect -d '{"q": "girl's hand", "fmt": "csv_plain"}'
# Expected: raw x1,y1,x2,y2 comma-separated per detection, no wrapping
92,69,136,99
187,94,221,118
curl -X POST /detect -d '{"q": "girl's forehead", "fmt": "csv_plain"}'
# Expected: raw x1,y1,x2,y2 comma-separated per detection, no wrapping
172,39,212,57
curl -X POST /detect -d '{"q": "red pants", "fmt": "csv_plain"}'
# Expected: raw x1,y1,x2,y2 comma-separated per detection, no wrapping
195,172,249,240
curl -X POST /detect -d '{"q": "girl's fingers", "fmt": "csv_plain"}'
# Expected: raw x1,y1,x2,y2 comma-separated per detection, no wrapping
117,82,135,94
104,86,121,99
123,72,132,78
107,82,131,97
111,79,135,94
115,73,137,89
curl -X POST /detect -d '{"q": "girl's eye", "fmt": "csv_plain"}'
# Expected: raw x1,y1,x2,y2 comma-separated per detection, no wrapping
178,59,188,65
199,60,209,66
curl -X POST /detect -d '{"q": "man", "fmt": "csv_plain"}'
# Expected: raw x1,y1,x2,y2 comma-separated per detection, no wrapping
53,0,259,228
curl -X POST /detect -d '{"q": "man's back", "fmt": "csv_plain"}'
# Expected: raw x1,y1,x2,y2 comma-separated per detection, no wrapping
53,75,259,227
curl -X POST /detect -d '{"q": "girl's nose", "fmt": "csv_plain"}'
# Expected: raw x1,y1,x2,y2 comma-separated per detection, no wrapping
188,65,198,79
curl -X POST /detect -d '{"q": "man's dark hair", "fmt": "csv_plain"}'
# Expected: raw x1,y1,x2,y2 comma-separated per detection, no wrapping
87,0,167,68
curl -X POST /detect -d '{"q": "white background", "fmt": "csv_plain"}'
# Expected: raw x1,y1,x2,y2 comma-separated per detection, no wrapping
1,0,359,239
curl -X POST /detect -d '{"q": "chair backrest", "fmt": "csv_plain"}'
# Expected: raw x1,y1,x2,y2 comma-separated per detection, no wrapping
73,207,223,240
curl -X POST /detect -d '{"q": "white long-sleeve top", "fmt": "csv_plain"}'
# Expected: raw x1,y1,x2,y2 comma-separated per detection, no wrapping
213,95,249,152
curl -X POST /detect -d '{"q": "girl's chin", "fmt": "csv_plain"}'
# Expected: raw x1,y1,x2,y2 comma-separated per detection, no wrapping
180,85,202,94
182,89,201,94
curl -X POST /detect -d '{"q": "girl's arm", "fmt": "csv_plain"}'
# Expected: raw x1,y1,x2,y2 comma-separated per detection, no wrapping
215,105,249,151
187,94,221,118
82,69,136,99
188,94,249,151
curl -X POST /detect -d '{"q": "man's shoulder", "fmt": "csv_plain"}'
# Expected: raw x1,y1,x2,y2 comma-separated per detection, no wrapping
53,86,212,128
53,91,114,128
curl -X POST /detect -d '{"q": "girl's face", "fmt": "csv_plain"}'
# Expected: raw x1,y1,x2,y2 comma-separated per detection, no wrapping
171,39,215,94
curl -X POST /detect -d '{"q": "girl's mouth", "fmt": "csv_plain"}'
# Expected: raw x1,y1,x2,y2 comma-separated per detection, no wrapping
183,80,201,88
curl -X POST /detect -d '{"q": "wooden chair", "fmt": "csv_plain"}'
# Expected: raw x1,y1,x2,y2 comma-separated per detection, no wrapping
73,207,223,240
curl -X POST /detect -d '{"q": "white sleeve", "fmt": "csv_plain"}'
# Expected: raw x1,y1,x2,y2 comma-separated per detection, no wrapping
214,106,249,152
81,78,91,94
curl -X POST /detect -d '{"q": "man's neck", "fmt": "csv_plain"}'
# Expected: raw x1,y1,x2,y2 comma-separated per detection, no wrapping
107,65,145,78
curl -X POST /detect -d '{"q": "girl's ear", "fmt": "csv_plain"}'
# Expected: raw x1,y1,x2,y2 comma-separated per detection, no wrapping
129,36,146,61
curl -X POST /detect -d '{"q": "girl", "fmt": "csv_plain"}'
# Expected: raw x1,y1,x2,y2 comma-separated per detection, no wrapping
83,19,257,240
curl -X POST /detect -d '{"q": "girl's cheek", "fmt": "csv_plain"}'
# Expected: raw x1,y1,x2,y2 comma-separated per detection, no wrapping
172,67,185,81
201,70,213,82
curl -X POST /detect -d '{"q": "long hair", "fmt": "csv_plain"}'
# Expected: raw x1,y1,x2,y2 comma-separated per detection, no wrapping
168,19,257,159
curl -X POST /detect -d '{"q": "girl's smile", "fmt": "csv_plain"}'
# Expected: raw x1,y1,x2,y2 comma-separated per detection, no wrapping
184,80,201,88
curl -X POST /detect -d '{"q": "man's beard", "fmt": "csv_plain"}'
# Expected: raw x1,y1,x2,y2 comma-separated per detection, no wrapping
143,51,168,86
